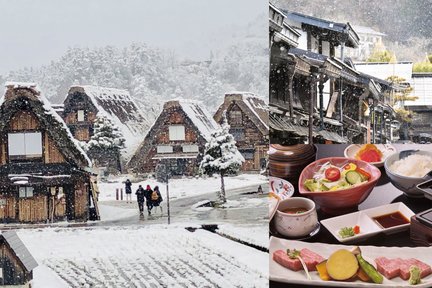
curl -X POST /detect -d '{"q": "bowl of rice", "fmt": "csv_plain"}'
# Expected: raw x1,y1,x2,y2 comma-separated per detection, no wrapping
384,150,432,197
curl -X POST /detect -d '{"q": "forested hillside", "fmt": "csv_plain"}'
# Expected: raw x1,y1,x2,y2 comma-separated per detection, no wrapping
0,17,268,120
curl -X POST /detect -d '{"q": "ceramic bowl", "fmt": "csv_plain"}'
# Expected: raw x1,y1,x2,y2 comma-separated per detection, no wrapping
344,144,397,167
274,197,318,238
384,150,432,198
298,157,381,215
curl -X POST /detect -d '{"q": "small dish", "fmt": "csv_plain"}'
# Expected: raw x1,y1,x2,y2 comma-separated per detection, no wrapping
269,176,295,200
344,144,397,167
321,211,382,243
362,202,415,235
321,202,415,243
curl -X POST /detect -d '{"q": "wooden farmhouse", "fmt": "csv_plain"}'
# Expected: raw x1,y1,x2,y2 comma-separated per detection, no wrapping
0,82,98,223
62,85,150,172
127,99,219,176
214,92,269,172
0,231,38,286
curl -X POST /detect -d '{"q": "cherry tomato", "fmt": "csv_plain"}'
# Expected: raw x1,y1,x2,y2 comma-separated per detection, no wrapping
325,167,341,182
353,225,360,234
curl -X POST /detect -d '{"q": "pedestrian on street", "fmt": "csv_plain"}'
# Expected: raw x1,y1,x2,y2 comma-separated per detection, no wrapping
125,179,132,203
144,185,153,215
135,185,145,215
152,186,163,215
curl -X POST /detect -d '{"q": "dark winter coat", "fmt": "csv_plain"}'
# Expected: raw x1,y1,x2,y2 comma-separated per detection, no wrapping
152,188,163,206
125,180,132,194
144,188,153,202
135,187,145,203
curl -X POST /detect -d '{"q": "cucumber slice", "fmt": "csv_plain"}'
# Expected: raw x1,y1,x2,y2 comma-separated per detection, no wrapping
345,171,362,185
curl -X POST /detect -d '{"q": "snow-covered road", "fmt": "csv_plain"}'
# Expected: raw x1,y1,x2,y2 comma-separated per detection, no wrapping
19,225,268,288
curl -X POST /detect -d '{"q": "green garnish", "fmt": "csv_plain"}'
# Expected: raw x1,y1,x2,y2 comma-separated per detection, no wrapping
409,265,421,285
339,227,355,238
287,249,311,280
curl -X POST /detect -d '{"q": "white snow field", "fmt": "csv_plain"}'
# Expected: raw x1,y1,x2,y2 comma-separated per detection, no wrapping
19,225,268,288
217,224,268,249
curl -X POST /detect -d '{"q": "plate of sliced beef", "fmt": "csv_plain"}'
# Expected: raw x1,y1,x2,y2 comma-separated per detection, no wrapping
270,237,432,287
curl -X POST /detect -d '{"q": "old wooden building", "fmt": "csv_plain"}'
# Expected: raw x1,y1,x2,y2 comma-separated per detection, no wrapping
0,82,97,223
62,85,150,172
127,99,219,176
214,93,268,172
0,231,38,286
269,3,396,144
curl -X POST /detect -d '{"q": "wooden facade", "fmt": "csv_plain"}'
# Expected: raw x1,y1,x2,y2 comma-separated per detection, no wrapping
214,93,269,172
0,231,38,286
127,100,219,176
0,83,97,223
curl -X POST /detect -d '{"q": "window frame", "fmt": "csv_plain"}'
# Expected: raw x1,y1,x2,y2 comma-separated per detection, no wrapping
157,145,174,154
19,186,34,198
169,125,186,141
7,131,43,162
77,110,85,122
182,144,199,153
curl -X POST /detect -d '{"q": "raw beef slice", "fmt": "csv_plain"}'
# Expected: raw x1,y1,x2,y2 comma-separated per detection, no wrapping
398,258,432,280
273,249,324,272
375,257,400,279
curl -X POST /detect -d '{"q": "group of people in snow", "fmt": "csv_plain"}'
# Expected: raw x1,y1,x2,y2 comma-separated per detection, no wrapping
125,179,163,216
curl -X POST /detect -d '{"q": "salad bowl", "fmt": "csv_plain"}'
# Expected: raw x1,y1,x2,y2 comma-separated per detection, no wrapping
298,157,381,215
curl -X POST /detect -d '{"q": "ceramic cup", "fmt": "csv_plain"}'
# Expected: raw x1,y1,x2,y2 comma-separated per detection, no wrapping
274,197,318,238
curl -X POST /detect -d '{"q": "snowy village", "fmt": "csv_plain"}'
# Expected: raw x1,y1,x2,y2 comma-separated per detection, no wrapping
0,0,269,287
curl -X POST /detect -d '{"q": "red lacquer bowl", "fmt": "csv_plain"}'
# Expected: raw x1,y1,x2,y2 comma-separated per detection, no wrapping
298,157,381,215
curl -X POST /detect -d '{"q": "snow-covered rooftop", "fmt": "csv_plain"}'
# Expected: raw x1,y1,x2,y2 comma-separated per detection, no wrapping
68,85,151,158
173,98,220,141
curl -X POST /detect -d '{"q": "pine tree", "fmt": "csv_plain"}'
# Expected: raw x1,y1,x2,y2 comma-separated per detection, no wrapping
86,115,126,170
200,113,244,203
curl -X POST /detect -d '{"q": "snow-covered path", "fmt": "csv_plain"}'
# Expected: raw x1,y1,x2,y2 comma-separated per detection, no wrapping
19,225,268,288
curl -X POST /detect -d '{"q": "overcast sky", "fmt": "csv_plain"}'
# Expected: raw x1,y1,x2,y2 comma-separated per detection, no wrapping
0,0,266,75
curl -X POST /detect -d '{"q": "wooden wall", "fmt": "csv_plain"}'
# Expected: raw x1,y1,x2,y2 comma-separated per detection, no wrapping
44,133,66,163
74,127,90,141
0,242,27,285
8,111,39,130
18,195,48,223
0,196,16,220
74,181,88,219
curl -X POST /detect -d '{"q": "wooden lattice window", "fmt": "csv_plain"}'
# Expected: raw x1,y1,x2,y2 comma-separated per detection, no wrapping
229,110,243,126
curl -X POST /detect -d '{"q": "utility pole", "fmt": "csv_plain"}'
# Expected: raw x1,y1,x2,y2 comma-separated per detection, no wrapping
166,176,170,225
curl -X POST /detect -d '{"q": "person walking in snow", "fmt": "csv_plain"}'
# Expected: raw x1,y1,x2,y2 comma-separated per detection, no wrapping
151,186,163,215
135,185,145,215
125,179,132,203
143,185,153,215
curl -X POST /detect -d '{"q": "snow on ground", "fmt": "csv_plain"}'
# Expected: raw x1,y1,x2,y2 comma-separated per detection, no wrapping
217,224,269,249
98,174,267,201
19,225,268,288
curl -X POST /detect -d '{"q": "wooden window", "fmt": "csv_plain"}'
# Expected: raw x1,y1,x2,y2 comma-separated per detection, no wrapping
229,111,243,126
240,149,254,160
77,110,85,122
230,128,245,141
169,125,185,141
8,132,42,161
157,145,173,154
19,187,34,198
182,144,199,153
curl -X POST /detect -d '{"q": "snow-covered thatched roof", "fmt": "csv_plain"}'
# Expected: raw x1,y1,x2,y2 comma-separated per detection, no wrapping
66,85,151,157
176,99,219,141
1,82,91,167
214,92,269,135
